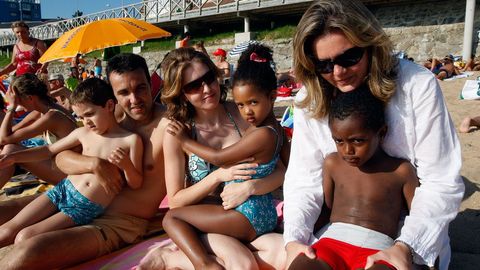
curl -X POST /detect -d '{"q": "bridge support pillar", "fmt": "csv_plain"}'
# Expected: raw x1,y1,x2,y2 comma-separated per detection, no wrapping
244,17,250,32
234,17,255,44
462,0,475,61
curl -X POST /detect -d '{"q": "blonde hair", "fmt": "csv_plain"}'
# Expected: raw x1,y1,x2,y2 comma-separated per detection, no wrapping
161,48,225,122
293,0,397,119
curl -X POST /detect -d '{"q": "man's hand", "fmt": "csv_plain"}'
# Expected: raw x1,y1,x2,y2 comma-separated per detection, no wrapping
286,241,316,268
365,241,413,270
91,157,123,195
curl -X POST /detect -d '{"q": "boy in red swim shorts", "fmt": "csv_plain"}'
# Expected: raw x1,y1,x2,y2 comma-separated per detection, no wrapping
288,86,419,270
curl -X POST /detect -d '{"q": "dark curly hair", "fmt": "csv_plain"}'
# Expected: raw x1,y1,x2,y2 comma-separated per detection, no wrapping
328,84,385,132
233,43,277,95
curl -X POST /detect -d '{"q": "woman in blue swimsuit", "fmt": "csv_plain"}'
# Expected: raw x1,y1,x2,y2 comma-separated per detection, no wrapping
158,46,288,270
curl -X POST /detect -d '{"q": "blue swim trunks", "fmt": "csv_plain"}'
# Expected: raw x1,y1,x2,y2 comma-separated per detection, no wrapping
46,179,104,225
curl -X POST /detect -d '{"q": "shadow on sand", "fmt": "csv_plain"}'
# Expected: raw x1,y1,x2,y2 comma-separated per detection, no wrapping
449,176,480,270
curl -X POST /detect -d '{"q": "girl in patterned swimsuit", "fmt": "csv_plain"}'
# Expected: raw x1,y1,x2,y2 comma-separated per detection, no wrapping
162,44,290,270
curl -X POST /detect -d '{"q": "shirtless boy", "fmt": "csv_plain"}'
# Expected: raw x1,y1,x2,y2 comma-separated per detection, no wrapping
289,86,419,270
0,78,143,247
0,53,169,269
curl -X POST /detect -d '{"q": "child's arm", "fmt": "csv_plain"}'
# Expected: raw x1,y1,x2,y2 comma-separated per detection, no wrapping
0,109,58,145
280,129,291,167
322,154,336,210
107,134,143,189
0,128,83,168
399,161,420,210
11,111,41,132
166,120,275,166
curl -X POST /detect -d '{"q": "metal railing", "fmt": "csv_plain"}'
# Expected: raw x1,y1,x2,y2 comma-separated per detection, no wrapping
1,0,311,47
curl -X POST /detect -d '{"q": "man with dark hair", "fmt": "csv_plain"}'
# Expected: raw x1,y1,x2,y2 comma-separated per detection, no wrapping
0,53,169,269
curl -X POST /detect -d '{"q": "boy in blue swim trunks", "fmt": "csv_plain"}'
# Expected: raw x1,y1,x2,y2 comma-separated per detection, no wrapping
0,78,143,247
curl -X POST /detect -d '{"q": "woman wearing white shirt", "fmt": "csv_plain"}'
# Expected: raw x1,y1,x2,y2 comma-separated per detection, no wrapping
283,1,464,269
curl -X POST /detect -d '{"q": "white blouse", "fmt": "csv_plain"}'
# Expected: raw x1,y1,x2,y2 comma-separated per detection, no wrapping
283,59,464,268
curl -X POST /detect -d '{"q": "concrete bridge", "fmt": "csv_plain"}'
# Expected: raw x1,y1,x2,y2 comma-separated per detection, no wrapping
0,0,314,47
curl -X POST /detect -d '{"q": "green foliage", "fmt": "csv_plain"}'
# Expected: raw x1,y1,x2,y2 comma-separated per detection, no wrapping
256,25,297,40
72,10,83,18
0,54,11,68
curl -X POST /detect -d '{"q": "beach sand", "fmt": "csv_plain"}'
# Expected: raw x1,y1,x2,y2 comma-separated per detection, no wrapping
0,72,479,269
439,71,480,270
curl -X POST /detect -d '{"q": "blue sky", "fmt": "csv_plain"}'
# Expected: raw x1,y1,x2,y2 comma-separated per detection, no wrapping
41,0,138,19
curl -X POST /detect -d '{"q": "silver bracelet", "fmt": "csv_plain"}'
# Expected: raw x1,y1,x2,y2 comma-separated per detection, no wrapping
394,239,415,260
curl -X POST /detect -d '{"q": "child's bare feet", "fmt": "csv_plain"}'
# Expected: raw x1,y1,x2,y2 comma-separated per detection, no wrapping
459,117,473,133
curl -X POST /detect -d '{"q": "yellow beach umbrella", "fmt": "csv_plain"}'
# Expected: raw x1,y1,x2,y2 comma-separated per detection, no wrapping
39,18,171,64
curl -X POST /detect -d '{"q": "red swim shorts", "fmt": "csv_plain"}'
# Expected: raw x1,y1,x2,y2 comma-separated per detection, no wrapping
312,237,396,270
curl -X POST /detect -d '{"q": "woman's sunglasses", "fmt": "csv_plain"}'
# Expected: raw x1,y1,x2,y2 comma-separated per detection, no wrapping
313,47,365,74
183,70,216,93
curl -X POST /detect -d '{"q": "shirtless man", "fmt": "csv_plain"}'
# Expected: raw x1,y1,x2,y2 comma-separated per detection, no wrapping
212,48,230,85
0,53,169,269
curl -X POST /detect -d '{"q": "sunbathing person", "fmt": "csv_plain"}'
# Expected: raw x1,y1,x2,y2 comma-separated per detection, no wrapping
459,115,480,133
289,86,418,270
435,55,460,80
0,78,143,247
0,73,78,189
161,44,289,269
461,54,480,72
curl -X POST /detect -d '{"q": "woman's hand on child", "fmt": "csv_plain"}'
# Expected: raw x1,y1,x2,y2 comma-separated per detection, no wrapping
216,161,257,182
365,242,412,270
166,120,190,142
285,241,316,268
221,180,255,209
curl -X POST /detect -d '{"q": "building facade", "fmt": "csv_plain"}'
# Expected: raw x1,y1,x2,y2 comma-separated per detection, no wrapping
0,0,41,23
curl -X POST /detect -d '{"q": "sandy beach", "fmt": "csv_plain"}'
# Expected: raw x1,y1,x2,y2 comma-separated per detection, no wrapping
0,71,479,269
438,71,480,270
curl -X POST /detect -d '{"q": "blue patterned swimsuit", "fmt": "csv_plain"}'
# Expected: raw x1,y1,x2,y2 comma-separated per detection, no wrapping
187,110,281,236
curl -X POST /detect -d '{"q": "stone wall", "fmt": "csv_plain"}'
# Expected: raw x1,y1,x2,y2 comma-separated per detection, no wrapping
374,0,480,62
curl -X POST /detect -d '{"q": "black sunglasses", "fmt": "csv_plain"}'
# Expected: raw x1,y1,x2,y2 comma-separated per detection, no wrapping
183,70,217,93
313,47,365,74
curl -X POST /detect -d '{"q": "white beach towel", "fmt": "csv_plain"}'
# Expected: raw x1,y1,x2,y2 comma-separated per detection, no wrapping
444,71,474,81
460,79,480,100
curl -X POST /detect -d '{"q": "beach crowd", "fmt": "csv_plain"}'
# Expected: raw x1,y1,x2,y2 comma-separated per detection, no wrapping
0,0,467,270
